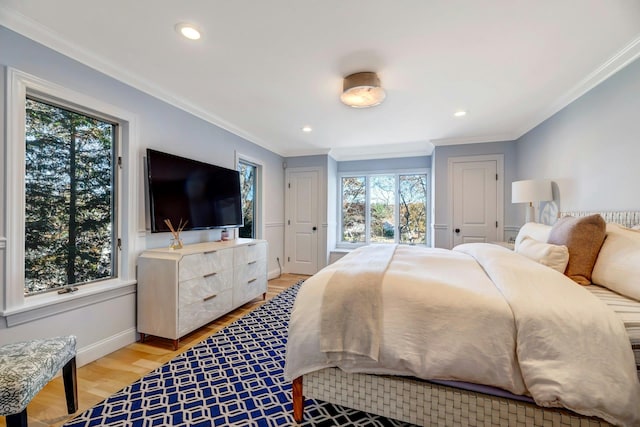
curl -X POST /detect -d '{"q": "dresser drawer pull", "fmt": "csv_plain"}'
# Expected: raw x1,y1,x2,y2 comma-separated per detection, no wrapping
248,261,257,265
204,250,217,255
203,294,218,302
203,272,217,278
247,278,257,284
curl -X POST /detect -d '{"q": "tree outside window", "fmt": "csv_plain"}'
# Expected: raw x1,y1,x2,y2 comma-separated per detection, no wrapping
238,160,256,238
340,172,428,246
24,98,116,294
341,176,366,243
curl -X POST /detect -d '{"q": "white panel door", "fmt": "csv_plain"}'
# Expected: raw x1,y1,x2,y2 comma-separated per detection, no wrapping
287,169,319,274
451,160,499,247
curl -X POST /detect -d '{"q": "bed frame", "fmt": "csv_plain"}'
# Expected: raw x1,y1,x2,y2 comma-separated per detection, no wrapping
292,210,640,426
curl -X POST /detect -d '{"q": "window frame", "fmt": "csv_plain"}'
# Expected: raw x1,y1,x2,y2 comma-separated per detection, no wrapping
337,168,430,248
234,151,263,240
24,95,119,295
2,68,138,326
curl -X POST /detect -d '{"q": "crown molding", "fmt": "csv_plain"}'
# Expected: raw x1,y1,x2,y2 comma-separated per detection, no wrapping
0,6,287,158
430,133,517,146
514,33,640,139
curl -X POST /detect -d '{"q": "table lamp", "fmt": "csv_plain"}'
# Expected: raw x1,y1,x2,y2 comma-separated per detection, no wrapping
512,179,552,223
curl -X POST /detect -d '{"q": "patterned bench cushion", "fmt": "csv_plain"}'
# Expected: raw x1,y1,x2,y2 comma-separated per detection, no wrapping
0,335,76,415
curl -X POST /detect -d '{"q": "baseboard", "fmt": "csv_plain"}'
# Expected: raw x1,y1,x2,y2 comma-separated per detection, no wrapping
76,327,138,367
268,268,281,280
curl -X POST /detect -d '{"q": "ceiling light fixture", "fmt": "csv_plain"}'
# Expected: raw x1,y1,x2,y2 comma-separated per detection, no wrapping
340,72,386,108
175,22,201,40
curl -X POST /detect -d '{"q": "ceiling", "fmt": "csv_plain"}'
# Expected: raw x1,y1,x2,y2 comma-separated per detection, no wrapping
2,1,640,160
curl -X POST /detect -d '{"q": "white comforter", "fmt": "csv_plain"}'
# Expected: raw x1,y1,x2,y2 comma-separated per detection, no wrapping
284,243,640,426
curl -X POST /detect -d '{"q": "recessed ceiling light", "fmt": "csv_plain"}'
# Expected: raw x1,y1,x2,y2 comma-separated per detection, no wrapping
301,126,313,133
175,22,201,40
454,110,467,117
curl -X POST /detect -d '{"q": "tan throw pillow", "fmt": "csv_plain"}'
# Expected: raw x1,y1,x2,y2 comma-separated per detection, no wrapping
516,237,569,273
547,214,606,285
592,224,640,301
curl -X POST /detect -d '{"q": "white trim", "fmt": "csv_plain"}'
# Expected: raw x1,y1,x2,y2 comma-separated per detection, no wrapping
447,154,504,249
3,67,139,317
2,280,136,327
265,221,285,228
235,151,264,240
0,236,6,249
76,326,138,367
515,34,640,139
3,7,639,159
0,7,280,157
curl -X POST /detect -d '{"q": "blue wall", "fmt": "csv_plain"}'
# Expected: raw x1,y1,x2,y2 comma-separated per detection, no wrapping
516,57,640,213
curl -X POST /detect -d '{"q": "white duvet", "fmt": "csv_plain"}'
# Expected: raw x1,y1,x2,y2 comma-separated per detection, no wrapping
284,243,640,426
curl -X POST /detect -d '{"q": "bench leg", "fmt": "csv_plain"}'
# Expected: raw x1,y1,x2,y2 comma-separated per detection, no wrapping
63,356,78,414
6,409,27,427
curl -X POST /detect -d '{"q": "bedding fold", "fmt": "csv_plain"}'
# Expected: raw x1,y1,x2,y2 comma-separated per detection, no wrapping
286,243,640,426
455,243,640,427
319,244,397,361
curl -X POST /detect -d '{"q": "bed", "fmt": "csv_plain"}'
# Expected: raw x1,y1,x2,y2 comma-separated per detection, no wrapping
284,211,640,426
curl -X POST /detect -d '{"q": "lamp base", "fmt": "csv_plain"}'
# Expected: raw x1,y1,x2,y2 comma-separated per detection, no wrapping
525,205,536,223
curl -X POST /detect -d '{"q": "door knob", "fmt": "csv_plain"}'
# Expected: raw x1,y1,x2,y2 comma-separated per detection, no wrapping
454,228,460,233
312,226,317,231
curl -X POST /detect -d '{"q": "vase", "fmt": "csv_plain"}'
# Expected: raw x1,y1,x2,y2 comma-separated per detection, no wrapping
169,237,183,250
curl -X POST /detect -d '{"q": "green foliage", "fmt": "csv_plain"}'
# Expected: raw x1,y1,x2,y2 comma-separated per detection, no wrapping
238,161,256,238
24,98,115,294
341,177,366,242
341,173,428,245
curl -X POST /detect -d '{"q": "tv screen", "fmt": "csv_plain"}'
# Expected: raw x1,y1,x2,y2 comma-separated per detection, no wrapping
146,149,243,233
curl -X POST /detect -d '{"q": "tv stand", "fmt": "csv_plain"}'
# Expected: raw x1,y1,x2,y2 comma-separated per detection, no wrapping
136,238,268,349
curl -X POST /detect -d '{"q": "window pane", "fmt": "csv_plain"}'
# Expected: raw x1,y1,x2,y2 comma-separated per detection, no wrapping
399,174,427,244
369,175,395,243
341,176,366,243
25,98,116,294
238,161,256,238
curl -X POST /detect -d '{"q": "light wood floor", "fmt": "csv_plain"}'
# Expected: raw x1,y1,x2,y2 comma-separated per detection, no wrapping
1,273,308,427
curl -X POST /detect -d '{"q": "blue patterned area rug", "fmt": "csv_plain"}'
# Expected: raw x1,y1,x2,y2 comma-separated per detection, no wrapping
64,281,411,426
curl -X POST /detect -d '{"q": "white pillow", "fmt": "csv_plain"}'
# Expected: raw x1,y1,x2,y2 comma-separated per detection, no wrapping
514,222,553,251
592,223,640,301
516,236,569,273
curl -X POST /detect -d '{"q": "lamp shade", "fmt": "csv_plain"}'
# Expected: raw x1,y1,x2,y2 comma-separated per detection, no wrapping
340,72,386,108
512,179,552,204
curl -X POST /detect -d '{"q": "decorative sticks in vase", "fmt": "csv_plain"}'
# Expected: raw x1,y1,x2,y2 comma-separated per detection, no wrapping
164,218,188,249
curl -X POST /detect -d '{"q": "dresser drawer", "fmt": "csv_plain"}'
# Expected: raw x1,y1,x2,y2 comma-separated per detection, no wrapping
179,248,233,281
236,258,267,285
178,289,232,336
235,242,267,266
232,274,267,306
179,269,233,306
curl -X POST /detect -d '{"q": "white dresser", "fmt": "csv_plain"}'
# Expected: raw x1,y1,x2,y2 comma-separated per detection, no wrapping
137,238,268,348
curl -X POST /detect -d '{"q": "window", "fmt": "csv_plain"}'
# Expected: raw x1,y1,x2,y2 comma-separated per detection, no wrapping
24,97,117,295
340,171,429,246
3,68,137,322
237,159,258,238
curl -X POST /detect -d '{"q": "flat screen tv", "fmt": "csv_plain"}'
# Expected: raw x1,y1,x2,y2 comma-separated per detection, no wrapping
146,149,243,233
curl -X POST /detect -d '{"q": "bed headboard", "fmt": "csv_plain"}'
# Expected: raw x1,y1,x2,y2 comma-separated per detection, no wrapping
559,210,640,228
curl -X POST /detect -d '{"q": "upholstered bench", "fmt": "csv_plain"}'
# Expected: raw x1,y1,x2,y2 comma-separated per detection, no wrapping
0,336,78,427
